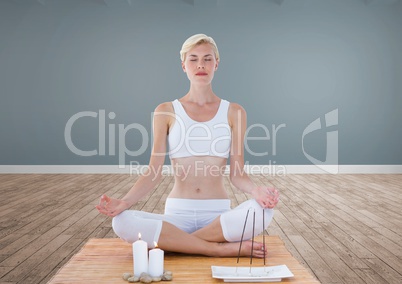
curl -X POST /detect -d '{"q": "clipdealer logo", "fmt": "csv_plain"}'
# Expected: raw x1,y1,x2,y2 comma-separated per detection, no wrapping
302,109,339,174
64,109,287,171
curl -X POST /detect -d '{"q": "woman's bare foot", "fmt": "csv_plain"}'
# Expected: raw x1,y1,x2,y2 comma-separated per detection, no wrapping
217,240,267,258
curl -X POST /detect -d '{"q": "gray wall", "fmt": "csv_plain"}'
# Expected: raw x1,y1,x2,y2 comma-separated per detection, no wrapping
0,0,401,166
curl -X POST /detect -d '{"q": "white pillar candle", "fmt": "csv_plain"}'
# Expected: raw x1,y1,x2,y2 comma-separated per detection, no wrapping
133,233,148,276
148,242,164,277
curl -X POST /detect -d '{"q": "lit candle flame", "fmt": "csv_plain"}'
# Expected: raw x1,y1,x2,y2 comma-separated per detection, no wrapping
138,233,142,240
154,241,158,248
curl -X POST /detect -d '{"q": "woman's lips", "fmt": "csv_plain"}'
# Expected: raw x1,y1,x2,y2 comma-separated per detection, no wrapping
196,72,208,76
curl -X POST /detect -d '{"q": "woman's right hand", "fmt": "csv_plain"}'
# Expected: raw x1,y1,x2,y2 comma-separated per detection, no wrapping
95,194,130,217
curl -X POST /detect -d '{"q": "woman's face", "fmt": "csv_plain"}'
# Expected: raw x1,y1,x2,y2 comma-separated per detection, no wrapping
182,43,219,85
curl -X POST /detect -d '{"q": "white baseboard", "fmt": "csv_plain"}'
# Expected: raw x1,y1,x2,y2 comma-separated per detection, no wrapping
0,165,401,174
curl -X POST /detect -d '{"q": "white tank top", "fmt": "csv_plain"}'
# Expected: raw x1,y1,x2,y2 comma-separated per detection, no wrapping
168,99,231,159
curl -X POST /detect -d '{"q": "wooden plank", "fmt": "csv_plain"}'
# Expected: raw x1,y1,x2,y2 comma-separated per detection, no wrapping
350,233,402,275
309,227,368,270
18,237,85,284
305,237,364,284
287,235,340,284
362,257,402,284
353,267,387,284
319,221,376,259
1,234,73,282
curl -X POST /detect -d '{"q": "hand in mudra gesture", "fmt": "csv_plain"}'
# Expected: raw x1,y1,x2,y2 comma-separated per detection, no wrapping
96,195,130,217
252,186,279,209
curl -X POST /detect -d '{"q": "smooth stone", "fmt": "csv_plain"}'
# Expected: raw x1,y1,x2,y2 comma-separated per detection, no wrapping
123,272,133,281
140,274,153,283
128,276,140,283
161,274,173,281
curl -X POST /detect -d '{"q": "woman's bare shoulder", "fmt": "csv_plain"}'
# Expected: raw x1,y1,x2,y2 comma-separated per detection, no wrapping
154,101,174,113
228,102,247,119
228,102,247,129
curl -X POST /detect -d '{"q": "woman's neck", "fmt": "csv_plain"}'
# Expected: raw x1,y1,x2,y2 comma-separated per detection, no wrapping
185,84,217,105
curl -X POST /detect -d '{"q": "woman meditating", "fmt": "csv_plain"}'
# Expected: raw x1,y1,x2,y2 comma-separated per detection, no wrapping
96,34,279,257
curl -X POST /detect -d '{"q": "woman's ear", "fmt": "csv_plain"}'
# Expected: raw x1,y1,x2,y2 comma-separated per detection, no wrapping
181,61,186,72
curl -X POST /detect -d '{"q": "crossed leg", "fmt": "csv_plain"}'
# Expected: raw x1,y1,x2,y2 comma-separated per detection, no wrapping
112,199,273,257
158,218,266,257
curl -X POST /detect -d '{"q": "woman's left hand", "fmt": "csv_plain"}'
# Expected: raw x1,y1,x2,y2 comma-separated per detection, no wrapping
252,186,279,209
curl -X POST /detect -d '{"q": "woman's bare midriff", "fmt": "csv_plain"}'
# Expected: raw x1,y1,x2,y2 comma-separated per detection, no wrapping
168,156,229,199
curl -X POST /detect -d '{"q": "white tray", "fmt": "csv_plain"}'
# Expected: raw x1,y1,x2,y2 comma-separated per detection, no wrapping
211,265,294,282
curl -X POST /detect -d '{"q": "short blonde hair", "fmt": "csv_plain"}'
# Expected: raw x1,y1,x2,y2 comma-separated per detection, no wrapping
180,34,220,62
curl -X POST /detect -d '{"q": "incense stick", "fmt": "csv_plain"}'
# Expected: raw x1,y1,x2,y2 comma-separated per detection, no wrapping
249,210,256,274
236,208,251,271
263,208,266,266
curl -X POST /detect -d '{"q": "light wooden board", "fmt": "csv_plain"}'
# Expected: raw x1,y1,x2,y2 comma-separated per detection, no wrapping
48,236,320,283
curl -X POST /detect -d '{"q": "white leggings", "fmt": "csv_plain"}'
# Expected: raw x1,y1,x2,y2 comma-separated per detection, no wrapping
112,198,273,248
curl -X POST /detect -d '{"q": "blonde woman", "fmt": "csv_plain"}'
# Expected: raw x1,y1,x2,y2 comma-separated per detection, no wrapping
96,34,279,257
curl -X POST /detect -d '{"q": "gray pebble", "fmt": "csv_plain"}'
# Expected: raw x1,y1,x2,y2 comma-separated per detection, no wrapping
161,274,173,281
122,272,133,281
127,276,140,283
140,274,153,283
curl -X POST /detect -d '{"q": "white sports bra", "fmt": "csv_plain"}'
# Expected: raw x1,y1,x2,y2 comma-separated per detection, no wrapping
168,99,232,159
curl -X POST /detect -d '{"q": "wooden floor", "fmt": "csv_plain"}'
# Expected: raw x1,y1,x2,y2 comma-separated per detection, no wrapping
0,174,401,284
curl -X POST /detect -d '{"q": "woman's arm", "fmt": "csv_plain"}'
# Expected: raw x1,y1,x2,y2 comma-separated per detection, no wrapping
228,103,279,209
96,102,172,216
120,102,171,205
